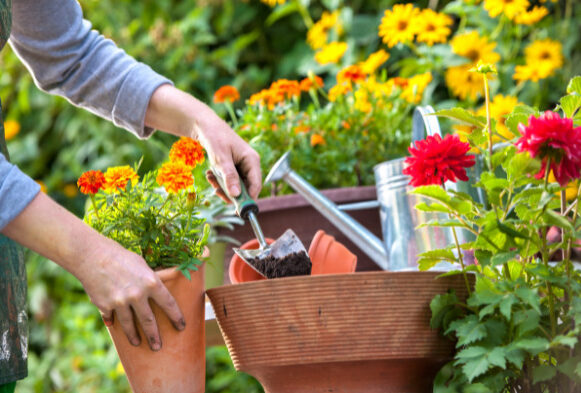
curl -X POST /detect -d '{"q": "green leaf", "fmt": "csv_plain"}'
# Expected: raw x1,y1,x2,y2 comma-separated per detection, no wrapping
513,309,540,337
410,185,451,203
505,345,525,369
505,113,528,138
496,220,530,240
557,356,581,381
434,108,486,128
499,294,517,321
464,383,493,393
430,291,459,329
551,335,578,349
449,315,488,346
532,365,557,384
543,209,574,230
456,347,492,382
415,202,451,213
560,94,581,118
515,287,541,313
487,347,507,369
514,337,550,355
567,76,581,95
507,261,523,281
265,2,300,25
490,251,518,267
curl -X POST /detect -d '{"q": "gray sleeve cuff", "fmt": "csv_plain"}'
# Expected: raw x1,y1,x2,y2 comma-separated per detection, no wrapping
112,64,174,139
0,155,41,230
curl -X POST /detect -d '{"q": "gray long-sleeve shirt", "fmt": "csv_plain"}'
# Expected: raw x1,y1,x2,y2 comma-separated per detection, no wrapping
0,0,172,230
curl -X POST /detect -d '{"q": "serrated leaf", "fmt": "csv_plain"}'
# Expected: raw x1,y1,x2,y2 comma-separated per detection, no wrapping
456,345,489,360
464,383,493,393
514,337,550,355
532,365,557,384
496,220,530,240
560,94,581,118
487,347,507,369
543,209,574,230
430,291,459,329
505,113,529,138
507,260,523,281
498,294,517,321
410,185,451,203
515,287,541,313
434,108,486,128
505,346,525,369
452,315,488,346
419,248,457,259
490,251,518,267
513,309,540,337
551,335,578,349
557,356,581,381
415,202,450,213
567,76,581,95
265,2,300,25
418,258,442,271
461,353,491,382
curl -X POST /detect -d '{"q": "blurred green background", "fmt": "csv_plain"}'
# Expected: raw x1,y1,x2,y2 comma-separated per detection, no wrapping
2,0,580,391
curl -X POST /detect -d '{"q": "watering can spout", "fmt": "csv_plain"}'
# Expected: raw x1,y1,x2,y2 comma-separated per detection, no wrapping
265,152,389,270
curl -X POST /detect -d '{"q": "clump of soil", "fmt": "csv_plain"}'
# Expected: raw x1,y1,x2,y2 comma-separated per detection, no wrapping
248,251,312,279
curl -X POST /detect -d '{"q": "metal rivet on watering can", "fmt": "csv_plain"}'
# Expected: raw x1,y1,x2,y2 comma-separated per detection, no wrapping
373,105,482,271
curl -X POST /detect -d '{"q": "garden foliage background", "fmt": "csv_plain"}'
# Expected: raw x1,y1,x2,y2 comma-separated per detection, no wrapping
1,0,580,391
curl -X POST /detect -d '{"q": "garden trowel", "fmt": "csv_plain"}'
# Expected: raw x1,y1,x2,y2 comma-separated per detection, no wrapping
211,168,312,279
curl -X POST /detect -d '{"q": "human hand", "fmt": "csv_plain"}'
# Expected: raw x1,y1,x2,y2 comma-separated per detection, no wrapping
80,241,185,351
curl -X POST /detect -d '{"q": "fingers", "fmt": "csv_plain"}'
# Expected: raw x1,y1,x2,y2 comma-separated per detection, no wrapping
205,170,230,203
149,281,186,333
112,307,142,347
238,149,262,200
220,162,242,198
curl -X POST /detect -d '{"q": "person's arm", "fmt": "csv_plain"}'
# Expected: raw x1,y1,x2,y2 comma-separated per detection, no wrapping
9,0,261,198
1,189,185,352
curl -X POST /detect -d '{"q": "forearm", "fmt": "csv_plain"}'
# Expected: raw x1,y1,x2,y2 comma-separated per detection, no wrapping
1,192,111,282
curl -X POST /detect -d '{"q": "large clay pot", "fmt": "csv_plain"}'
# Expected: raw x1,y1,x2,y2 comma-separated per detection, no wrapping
207,271,472,393
106,266,205,393
220,186,382,284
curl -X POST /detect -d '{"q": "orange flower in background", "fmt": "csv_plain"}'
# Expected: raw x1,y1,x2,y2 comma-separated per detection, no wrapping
328,83,351,102
156,161,195,194
169,137,205,168
35,180,48,194
400,72,432,104
78,170,106,195
63,184,79,198
4,120,20,141
299,75,324,91
310,133,325,147
294,124,311,134
337,65,366,86
103,166,139,193
271,79,301,100
213,85,240,103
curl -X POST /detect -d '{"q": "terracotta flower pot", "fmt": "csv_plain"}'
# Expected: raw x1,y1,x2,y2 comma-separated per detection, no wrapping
308,230,357,275
106,266,205,393
207,271,472,393
228,237,275,284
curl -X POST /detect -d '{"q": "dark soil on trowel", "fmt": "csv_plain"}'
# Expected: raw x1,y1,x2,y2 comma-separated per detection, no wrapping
248,251,312,279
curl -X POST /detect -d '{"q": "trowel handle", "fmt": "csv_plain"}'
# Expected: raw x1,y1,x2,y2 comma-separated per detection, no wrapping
210,167,259,221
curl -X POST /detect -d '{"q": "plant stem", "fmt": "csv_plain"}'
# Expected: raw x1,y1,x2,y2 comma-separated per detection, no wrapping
90,194,100,220
483,75,493,172
541,226,557,337
295,0,314,29
225,102,239,128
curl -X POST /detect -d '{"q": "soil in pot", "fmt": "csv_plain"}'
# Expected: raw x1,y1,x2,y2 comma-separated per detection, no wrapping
248,250,312,278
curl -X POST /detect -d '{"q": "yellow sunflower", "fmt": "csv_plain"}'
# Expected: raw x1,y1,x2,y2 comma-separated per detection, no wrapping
514,6,549,25
484,0,530,20
414,9,453,46
360,49,390,75
378,4,419,48
307,10,340,50
524,39,563,71
260,0,285,7
487,94,522,140
450,31,501,65
513,63,554,82
315,41,348,65
445,65,484,101
400,72,432,104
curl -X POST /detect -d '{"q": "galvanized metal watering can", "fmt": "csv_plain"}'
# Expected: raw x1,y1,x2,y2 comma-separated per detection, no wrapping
264,106,483,271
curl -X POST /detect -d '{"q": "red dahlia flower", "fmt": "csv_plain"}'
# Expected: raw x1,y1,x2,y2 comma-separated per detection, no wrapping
77,170,105,195
403,134,476,187
515,111,581,187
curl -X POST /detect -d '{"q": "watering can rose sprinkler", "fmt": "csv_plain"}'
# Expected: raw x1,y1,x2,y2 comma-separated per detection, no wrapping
264,106,479,271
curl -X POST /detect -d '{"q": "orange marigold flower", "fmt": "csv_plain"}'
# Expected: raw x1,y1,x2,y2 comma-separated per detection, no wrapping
299,76,324,91
169,137,205,168
213,85,240,103
310,133,325,147
271,79,301,100
328,83,351,102
337,65,366,86
77,170,105,195
156,161,195,194
103,166,139,193
294,124,311,134
341,120,351,130
4,120,20,141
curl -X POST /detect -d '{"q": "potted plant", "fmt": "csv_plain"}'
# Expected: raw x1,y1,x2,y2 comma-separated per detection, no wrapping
405,67,581,391
77,137,210,393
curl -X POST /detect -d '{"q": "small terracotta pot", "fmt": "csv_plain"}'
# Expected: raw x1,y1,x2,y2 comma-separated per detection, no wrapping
207,271,473,393
106,265,205,393
228,237,275,284
308,230,357,275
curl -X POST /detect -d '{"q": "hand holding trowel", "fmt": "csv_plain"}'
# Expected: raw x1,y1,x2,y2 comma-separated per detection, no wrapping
210,167,312,279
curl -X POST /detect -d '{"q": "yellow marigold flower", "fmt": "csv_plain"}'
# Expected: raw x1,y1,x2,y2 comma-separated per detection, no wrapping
315,42,348,65
487,94,523,140
156,161,194,194
328,83,351,102
337,65,366,86
360,49,390,75
524,38,563,71
63,183,79,198
260,0,285,7
103,166,139,193
354,89,372,113
514,6,549,25
4,120,20,141
294,124,311,134
446,65,484,101
549,172,578,201
451,31,501,65
169,137,205,168
35,180,47,194
213,85,240,103
415,9,453,46
378,4,419,48
307,11,340,50
484,0,529,20
513,63,554,82
310,133,325,147
270,79,301,100
401,72,432,104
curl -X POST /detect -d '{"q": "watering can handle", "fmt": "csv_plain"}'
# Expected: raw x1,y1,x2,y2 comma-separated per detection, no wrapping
411,105,442,143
